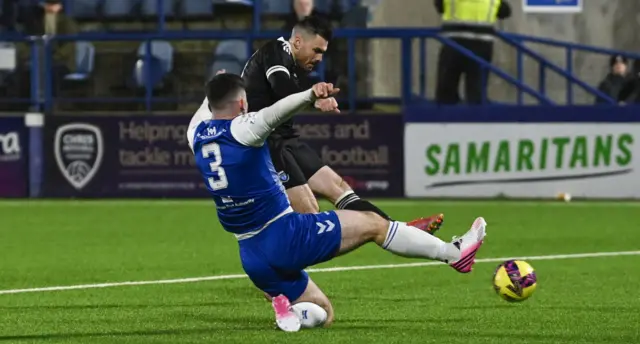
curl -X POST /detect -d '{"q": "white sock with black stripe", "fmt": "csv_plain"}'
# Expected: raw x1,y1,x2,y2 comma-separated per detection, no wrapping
381,221,461,262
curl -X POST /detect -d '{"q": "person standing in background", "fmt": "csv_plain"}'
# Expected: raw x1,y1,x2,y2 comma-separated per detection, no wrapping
11,0,78,102
282,0,330,33
617,59,640,105
23,0,78,74
0,0,18,31
594,55,630,104
434,0,511,105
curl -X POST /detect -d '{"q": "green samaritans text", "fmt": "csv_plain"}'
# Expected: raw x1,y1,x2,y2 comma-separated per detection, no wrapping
425,134,633,176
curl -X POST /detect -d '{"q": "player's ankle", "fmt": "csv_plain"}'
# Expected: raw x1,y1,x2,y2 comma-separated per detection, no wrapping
334,190,359,208
437,242,462,263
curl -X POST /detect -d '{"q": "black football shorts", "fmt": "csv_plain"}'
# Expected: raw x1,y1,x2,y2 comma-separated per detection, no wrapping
267,136,325,189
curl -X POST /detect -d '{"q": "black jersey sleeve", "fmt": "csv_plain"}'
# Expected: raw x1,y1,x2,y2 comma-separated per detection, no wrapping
264,40,303,99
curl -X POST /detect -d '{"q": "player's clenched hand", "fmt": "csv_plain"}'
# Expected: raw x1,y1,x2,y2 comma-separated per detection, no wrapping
312,82,340,99
315,97,340,113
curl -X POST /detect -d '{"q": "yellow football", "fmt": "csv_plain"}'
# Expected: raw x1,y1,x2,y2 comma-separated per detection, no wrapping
493,260,537,302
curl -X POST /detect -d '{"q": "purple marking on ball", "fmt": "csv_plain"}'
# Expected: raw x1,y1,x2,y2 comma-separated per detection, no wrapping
520,272,537,288
502,260,536,288
504,260,521,277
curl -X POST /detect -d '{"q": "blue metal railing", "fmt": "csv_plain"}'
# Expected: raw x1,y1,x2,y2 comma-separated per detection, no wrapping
18,28,540,113
6,0,640,111
497,33,615,105
503,32,640,105
6,30,637,111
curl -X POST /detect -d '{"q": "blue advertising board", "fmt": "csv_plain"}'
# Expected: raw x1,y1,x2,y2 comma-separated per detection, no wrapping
0,116,28,197
523,0,582,13
42,114,404,198
295,114,404,198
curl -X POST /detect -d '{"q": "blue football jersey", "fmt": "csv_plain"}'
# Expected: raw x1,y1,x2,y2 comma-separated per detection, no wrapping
192,119,291,234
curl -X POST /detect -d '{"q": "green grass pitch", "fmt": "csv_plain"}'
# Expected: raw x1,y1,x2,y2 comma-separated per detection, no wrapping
0,200,639,343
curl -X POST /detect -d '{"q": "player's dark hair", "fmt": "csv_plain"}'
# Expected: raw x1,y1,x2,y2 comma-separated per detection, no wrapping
205,73,245,110
294,15,333,42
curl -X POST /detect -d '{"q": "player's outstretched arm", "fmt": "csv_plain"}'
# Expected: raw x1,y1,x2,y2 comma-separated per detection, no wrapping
259,82,339,133
231,83,339,146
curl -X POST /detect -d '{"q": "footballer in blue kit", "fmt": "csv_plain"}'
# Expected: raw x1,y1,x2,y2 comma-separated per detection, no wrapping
194,16,445,235
188,73,488,332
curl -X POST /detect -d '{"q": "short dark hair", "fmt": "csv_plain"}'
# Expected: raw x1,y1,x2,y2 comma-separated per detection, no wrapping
294,15,333,42
205,73,245,110
609,54,628,67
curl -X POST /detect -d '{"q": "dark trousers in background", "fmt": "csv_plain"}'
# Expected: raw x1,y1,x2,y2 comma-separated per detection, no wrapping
0,0,17,31
436,38,494,105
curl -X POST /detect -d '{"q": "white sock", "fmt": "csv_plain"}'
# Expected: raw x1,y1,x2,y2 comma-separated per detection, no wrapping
382,221,461,263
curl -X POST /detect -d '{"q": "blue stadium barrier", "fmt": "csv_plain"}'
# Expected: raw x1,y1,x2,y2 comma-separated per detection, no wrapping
27,28,542,112
7,28,640,113
4,0,638,111
496,33,616,105
499,32,640,105
5,0,640,112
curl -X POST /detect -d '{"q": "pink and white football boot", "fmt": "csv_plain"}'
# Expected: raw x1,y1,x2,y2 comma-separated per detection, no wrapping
449,217,487,273
272,294,301,332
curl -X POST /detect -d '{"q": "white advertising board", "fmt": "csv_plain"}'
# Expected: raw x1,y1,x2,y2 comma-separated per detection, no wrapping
523,0,582,13
404,123,638,198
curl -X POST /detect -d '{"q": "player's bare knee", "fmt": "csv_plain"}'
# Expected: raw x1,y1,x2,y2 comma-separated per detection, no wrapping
293,279,333,328
365,211,390,244
337,210,388,245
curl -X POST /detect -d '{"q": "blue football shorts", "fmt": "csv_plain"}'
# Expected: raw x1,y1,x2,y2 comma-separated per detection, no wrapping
238,211,342,301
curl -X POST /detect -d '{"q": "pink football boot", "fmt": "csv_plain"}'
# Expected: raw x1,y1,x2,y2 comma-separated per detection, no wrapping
450,217,487,273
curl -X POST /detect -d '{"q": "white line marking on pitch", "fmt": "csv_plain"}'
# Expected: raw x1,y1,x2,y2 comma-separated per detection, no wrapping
1,250,638,296
1,200,639,207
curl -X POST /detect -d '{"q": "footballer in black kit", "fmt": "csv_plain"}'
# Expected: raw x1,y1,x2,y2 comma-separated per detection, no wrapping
241,35,323,190
240,16,444,234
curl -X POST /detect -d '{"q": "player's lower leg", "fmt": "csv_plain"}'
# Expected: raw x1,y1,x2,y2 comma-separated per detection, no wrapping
334,191,444,234
335,190,389,217
309,168,443,234
290,278,334,328
376,217,487,272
